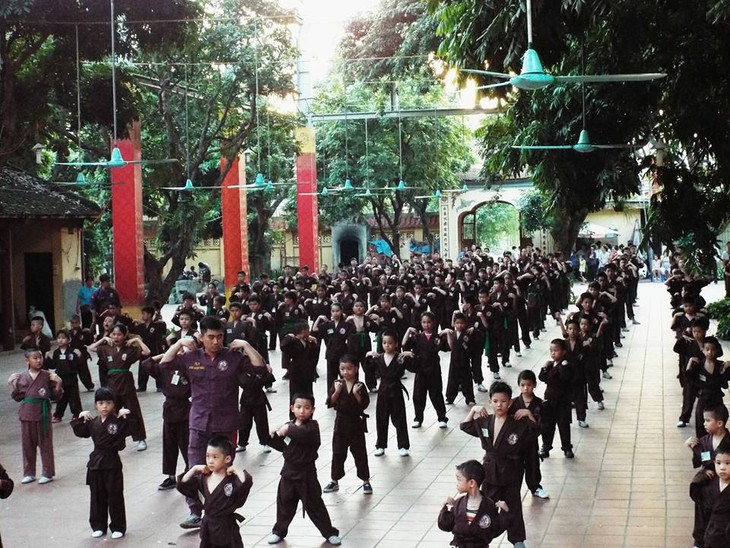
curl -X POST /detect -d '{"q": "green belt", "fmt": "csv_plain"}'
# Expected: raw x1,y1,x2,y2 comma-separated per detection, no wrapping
108,368,131,374
22,397,50,434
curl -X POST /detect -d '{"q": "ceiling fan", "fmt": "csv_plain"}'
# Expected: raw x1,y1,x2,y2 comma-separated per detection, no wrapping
462,0,666,92
55,0,178,170
512,61,646,153
52,172,123,187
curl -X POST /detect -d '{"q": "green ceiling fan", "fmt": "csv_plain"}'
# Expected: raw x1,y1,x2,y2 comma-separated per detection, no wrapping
512,75,645,153
462,0,666,92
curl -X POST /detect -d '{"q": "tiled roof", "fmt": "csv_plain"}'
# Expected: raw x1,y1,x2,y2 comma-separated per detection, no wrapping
0,166,101,219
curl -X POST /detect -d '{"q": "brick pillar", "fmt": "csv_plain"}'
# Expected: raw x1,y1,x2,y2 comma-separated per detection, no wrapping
221,153,249,288
295,127,318,271
111,121,144,307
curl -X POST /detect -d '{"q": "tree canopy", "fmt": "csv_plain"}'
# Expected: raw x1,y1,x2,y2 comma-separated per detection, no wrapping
428,0,730,262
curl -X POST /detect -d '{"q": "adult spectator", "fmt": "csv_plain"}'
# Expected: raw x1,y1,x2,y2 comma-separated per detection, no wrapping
76,276,97,329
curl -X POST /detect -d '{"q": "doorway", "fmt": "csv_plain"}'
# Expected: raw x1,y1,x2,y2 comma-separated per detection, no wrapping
25,253,54,331
339,238,360,265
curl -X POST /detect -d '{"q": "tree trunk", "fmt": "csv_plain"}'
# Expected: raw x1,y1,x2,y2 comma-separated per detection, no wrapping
550,207,589,257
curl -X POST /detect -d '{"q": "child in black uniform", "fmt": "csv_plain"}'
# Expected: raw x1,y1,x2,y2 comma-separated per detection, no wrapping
460,382,538,548
46,329,83,422
142,355,191,490
177,435,253,548
323,355,372,495
438,459,510,547
368,330,411,457
442,313,476,406
539,339,574,458
403,311,448,429
71,388,131,539
267,393,341,545
690,439,730,548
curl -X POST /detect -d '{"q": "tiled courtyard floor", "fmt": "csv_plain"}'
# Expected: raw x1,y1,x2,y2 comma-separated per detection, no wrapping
0,281,720,547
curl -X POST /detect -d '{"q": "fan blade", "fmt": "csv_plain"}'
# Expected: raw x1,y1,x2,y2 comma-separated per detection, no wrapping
460,68,512,79
512,145,574,150
554,73,666,83
127,158,179,165
475,81,513,90
592,143,644,149
55,161,107,167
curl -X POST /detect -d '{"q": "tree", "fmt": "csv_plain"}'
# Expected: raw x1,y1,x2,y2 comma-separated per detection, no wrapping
429,0,669,255
133,0,299,298
309,78,472,257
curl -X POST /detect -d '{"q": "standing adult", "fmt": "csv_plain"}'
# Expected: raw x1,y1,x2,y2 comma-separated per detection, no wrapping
90,274,121,334
76,276,97,329
159,316,265,529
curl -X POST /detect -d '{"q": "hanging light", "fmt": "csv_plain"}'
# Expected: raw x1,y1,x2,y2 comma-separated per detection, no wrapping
344,178,353,191
75,173,87,185
254,172,265,187
434,189,442,198
107,147,126,168
265,181,274,191
183,178,194,191
397,180,406,191
461,183,468,191
321,187,329,196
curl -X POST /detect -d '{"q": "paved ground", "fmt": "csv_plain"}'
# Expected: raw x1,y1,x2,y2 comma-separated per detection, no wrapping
0,281,723,547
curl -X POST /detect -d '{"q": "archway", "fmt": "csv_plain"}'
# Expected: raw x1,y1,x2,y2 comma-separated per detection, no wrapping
458,200,523,254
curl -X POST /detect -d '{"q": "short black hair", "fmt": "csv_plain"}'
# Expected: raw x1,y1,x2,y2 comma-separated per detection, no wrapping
199,316,223,332
56,328,70,339
551,338,568,351
182,292,195,301
517,369,537,386
339,354,359,367
94,387,115,403
141,305,155,315
207,434,234,457
489,381,512,399
381,329,399,344
291,392,315,406
705,404,729,424
456,459,485,486
715,438,730,458
292,322,310,335
229,301,242,310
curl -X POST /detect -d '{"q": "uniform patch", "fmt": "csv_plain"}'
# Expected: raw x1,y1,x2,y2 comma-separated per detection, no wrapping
478,514,492,528
507,432,519,445
121,354,127,361
224,483,233,497
150,327,155,333
217,360,228,371
38,387,47,397
339,328,346,335
107,423,118,435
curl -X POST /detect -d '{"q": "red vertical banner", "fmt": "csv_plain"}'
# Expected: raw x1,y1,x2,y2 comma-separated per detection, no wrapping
296,127,319,271
111,121,145,306
221,153,249,289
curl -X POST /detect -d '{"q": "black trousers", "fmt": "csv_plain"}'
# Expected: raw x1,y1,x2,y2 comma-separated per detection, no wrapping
375,393,409,449
445,364,475,403
54,380,82,418
88,468,126,534
326,357,340,394
162,419,189,476
523,440,542,493
137,361,162,391
541,399,572,451
468,349,484,384
238,404,270,448
483,478,525,543
412,368,447,423
331,429,369,481
77,358,94,390
272,474,339,539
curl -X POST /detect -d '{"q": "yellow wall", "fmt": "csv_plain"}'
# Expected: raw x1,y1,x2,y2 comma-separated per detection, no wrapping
9,222,85,332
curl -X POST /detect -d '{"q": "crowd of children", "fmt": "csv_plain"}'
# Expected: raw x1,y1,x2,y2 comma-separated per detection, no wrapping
666,268,730,548
2,245,660,546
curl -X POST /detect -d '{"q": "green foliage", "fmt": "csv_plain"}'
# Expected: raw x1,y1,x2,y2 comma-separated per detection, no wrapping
707,298,730,340
475,201,519,251
518,190,553,234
